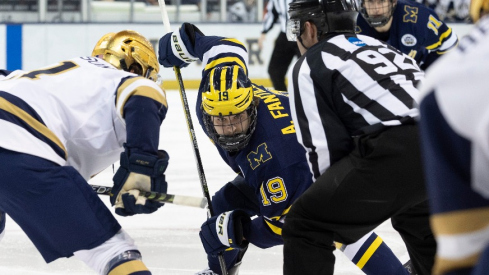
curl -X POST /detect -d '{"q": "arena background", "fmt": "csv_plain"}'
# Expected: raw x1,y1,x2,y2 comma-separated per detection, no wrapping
0,22,473,89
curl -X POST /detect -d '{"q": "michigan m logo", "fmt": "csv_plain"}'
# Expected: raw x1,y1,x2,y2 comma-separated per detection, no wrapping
247,143,272,170
403,6,418,23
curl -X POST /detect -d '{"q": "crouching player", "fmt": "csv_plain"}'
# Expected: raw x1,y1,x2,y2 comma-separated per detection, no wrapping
158,22,414,275
0,30,168,274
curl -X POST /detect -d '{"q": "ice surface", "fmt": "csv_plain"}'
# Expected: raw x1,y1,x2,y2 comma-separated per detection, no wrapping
0,90,409,274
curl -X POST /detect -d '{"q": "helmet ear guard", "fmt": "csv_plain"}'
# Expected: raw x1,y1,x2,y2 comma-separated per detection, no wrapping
92,30,160,83
201,66,258,152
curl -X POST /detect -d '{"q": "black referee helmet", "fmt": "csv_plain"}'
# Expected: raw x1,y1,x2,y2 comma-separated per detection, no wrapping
287,0,359,41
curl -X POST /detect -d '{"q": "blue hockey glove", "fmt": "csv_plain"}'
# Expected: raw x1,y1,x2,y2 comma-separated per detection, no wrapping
199,210,251,255
110,149,169,216
158,22,204,68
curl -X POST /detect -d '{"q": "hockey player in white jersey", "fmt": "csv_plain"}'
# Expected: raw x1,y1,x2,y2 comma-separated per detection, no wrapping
418,1,489,274
0,30,169,274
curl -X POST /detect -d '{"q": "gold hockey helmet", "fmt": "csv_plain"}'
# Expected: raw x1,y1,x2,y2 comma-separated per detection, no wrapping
91,32,115,57
470,0,489,22
98,30,160,82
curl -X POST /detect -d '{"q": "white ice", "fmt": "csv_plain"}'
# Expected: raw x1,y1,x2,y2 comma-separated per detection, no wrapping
0,90,409,274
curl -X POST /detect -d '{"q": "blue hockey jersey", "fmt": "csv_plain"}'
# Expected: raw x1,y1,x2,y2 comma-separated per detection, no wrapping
356,0,458,70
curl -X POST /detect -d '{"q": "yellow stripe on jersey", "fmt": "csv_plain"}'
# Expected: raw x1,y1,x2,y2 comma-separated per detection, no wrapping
431,207,489,274
0,97,67,159
204,57,247,75
426,28,453,50
434,252,479,275
116,77,141,103
221,38,245,48
356,236,383,269
116,77,168,117
108,260,149,275
431,207,489,235
265,219,282,235
281,206,291,216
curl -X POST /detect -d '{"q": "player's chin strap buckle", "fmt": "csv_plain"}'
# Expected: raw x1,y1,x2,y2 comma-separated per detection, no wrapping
103,250,142,275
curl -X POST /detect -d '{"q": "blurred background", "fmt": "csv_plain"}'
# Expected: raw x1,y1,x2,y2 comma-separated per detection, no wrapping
0,0,475,88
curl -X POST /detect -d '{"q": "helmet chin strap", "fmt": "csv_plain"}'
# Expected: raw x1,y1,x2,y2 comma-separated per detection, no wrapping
298,36,309,50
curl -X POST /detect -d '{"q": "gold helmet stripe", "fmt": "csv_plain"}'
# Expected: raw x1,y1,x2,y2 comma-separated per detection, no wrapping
209,68,216,95
220,66,228,93
231,65,239,91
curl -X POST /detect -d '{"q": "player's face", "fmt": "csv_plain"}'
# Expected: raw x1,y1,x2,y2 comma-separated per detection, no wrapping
211,111,250,136
364,0,392,17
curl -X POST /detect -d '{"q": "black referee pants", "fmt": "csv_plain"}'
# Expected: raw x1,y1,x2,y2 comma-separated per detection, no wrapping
283,125,436,275
268,32,300,91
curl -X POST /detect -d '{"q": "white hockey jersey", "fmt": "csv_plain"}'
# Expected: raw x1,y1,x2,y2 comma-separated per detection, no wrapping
418,16,489,275
0,56,167,180
419,17,489,198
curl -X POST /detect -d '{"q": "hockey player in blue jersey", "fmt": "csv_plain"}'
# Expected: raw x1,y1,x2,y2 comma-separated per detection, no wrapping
0,30,169,274
356,0,458,70
158,22,416,275
418,0,489,274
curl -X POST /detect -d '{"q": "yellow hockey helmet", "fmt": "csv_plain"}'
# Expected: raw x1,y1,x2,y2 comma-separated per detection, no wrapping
201,66,257,152
470,0,489,22
91,32,115,57
202,66,253,116
99,30,160,82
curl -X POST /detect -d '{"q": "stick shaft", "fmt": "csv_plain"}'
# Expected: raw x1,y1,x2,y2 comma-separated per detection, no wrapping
155,2,228,272
90,184,207,209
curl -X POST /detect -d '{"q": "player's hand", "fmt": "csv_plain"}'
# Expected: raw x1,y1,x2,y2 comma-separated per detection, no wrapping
199,210,251,255
158,22,205,68
110,148,169,216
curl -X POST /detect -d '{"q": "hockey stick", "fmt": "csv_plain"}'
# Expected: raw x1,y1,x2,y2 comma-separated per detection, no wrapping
90,184,208,209
156,1,228,274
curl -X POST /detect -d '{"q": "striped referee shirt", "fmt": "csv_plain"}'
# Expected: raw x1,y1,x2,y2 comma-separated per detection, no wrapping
262,0,291,33
289,33,424,180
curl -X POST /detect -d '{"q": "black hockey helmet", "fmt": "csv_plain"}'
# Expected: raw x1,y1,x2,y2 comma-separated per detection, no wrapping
287,0,358,41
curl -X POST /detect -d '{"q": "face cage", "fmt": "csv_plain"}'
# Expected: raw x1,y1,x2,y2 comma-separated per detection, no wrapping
360,0,395,27
203,104,258,152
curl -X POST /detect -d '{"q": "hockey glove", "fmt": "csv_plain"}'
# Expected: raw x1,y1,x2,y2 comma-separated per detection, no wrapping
110,149,169,216
158,22,204,68
199,210,251,255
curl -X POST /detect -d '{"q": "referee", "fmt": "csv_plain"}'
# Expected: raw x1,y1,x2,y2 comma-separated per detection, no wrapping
258,0,300,91
282,0,437,274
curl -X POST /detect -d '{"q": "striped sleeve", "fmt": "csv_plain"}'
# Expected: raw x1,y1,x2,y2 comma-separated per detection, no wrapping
115,76,167,120
201,38,249,75
261,0,278,33
425,14,459,54
289,57,330,179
